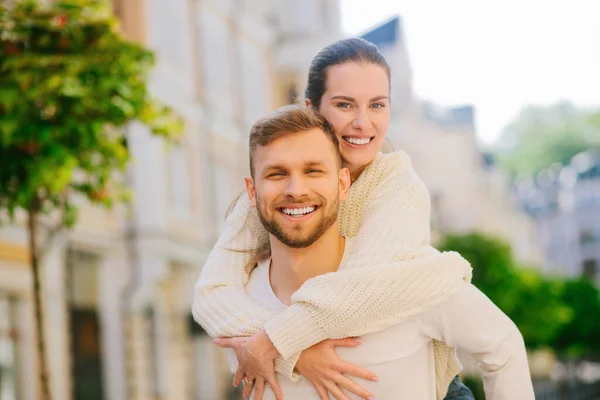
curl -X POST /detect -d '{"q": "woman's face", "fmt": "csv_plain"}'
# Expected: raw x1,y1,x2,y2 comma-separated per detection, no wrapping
315,61,390,173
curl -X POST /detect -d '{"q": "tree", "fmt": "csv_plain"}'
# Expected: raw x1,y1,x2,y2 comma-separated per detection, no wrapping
0,1,182,398
554,277,600,358
495,102,600,177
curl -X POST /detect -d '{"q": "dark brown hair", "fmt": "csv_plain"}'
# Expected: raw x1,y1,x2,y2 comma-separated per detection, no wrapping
249,105,341,177
305,38,391,110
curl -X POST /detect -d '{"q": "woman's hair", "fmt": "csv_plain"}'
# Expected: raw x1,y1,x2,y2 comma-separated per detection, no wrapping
305,38,391,110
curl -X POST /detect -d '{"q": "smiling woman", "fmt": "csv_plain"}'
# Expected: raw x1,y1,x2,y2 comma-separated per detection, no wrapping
305,41,391,173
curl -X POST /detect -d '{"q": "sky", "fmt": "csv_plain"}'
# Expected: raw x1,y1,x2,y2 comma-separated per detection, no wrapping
341,0,600,146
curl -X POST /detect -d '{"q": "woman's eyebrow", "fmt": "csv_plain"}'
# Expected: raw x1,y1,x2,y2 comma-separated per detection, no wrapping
370,95,390,101
330,95,389,102
331,95,355,102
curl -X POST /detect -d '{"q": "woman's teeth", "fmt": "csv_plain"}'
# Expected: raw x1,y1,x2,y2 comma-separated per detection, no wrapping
344,137,371,145
282,206,316,217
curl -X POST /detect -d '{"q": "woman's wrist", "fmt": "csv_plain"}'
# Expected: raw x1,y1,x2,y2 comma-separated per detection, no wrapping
247,329,280,361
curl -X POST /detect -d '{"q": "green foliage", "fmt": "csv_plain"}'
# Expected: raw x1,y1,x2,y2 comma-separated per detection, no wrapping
0,0,182,223
495,102,600,177
554,278,600,357
437,233,594,352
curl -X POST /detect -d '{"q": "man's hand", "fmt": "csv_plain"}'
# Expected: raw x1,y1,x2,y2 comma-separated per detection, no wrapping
296,338,378,400
214,331,283,400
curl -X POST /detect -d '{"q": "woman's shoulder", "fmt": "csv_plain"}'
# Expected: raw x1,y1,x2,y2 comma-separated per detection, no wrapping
356,151,420,192
367,151,416,179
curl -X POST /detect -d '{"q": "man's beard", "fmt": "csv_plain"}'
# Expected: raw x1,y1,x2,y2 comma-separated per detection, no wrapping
256,195,339,248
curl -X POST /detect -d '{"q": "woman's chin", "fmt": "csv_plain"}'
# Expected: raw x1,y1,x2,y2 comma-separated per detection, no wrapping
343,151,378,171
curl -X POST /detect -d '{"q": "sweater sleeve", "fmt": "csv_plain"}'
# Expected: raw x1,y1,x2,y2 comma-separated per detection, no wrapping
191,194,300,377
417,283,535,400
263,152,473,359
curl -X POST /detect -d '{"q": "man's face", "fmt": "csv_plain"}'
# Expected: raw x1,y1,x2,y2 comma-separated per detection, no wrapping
246,128,350,248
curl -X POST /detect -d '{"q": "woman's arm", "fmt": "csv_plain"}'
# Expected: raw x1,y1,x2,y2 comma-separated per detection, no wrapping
260,152,473,359
417,282,535,400
192,194,273,337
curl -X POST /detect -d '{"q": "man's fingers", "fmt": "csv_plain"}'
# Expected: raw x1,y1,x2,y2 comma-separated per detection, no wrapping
329,337,362,348
324,381,351,400
266,374,284,400
337,361,378,382
254,379,266,400
334,374,374,400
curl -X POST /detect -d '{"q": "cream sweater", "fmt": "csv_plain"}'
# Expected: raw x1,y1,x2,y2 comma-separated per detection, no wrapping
231,256,534,400
192,152,474,399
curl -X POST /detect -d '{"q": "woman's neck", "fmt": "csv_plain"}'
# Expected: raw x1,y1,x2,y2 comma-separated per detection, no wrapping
348,163,371,185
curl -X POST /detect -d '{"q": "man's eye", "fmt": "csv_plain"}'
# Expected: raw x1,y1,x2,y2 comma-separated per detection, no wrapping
307,169,323,174
268,172,284,178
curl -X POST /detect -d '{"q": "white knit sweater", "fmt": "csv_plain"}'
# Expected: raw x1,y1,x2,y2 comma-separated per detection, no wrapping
192,151,473,400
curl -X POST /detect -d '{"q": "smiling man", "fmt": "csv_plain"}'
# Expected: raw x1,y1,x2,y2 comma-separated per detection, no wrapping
221,105,535,400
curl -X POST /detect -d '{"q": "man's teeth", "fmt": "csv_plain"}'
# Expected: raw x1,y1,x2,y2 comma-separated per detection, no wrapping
345,137,371,145
282,206,316,217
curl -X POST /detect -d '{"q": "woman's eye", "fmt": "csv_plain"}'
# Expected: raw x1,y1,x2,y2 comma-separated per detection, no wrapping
371,103,385,109
336,102,352,109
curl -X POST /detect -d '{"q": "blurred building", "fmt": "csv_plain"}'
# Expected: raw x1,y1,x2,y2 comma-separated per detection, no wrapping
516,151,600,283
361,17,544,266
0,0,339,399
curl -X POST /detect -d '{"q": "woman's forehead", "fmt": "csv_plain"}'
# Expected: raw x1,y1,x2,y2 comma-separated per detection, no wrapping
325,62,389,96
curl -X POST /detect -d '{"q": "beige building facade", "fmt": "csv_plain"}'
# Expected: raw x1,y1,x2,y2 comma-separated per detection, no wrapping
0,0,339,399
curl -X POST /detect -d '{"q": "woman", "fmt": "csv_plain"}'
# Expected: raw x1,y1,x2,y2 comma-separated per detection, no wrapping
194,38,478,400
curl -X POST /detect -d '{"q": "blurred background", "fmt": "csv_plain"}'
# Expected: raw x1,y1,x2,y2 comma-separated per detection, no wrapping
0,0,599,399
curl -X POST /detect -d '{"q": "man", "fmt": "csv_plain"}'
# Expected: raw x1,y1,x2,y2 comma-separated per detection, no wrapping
221,106,534,399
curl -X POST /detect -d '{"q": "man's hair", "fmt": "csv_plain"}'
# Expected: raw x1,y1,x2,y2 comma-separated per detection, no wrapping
249,105,341,177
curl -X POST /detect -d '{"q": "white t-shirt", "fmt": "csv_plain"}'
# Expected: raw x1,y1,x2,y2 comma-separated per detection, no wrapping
230,240,533,399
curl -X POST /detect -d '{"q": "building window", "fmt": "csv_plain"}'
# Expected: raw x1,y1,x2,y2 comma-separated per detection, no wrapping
167,145,192,219
67,250,104,400
583,259,597,280
579,229,596,245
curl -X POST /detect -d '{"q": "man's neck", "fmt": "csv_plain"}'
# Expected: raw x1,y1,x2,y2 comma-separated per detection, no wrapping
269,226,345,306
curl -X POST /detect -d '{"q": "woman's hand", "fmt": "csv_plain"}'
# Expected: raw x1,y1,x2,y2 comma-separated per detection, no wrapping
296,337,378,400
214,331,283,400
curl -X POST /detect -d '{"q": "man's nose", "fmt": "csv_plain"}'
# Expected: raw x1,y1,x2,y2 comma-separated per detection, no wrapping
285,175,310,197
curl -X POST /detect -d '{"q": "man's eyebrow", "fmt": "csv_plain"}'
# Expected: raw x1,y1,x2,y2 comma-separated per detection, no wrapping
305,161,327,167
262,164,287,172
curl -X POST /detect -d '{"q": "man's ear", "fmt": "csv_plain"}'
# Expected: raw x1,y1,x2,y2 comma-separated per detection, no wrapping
338,168,351,201
304,98,313,109
244,176,257,207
